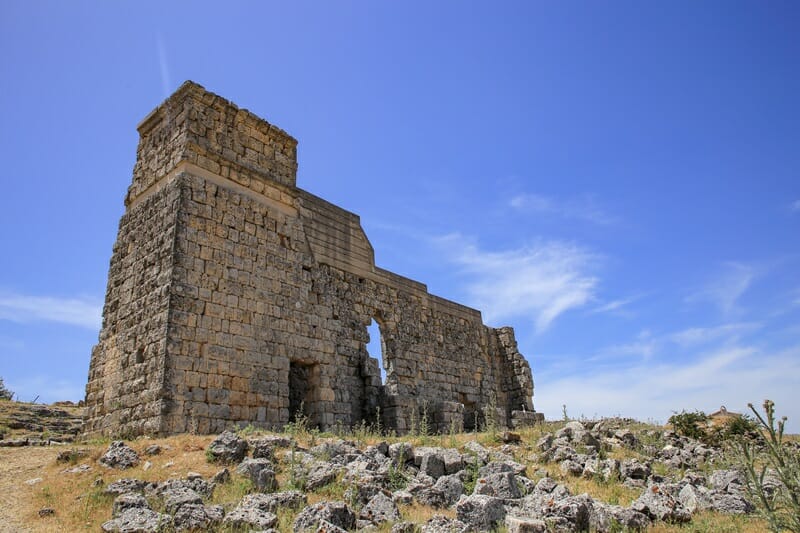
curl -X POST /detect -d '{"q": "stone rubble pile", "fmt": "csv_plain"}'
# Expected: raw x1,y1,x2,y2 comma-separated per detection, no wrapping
88,424,770,532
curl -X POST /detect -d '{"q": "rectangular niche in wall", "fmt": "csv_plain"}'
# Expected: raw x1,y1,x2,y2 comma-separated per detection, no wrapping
289,360,318,427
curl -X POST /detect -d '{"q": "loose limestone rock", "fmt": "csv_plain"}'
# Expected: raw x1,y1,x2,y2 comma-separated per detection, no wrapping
105,478,149,496
632,484,692,523
101,508,172,533
293,501,356,533
505,515,548,533
206,431,248,464
161,486,203,514
360,491,401,524
455,494,506,531
473,471,522,500
223,494,280,530
236,457,277,492
421,514,470,533
99,441,140,469
112,493,150,517
173,503,224,531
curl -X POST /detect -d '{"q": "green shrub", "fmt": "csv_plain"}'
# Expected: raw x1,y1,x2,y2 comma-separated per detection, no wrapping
738,400,800,532
668,410,709,440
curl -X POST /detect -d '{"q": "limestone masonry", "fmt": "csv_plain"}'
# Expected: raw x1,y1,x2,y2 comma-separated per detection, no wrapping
83,81,539,437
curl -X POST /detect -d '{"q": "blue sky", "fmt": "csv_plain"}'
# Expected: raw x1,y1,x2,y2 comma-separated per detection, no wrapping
1,2,798,430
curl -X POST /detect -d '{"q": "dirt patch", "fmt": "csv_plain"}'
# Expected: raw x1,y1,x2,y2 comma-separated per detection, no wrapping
0,446,59,532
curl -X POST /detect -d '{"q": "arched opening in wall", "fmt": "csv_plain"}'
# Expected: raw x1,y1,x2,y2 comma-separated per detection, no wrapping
366,319,386,385
289,360,318,426
360,317,388,426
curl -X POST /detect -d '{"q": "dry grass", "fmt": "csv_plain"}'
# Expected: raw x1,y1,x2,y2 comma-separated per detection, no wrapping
398,502,456,524
648,511,768,532
17,434,225,532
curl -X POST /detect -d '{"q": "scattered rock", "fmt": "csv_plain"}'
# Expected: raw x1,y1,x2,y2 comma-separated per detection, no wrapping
505,515,547,533
632,484,692,523
206,431,248,464
591,502,651,531
318,519,349,532
144,444,162,456
391,521,417,533
534,476,558,494
677,483,713,513
154,477,214,499
38,507,55,518
421,514,470,533
389,442,414,465
419,453,446,479
173,503,224,531
474,471,522,499
360,491,401,524
710,493,754,514
236,457,277,492
304,461,341,490
620,459,650,482
101,508,172,532
99,441,140,470
560,459,584,477
235,491,307,513
709,469,745,493
112,493,150,517
392,490,414,505
161,486,203,514
105,478,147,495
223,508,277,530
218,491,307,530
250,439,275,460
455,494,506,531
293,501,356,532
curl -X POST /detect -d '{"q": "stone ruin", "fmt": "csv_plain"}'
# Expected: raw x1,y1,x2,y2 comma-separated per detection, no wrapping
83,81,541,437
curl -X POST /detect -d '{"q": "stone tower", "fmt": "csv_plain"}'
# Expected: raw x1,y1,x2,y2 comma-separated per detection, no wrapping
83,81,538,437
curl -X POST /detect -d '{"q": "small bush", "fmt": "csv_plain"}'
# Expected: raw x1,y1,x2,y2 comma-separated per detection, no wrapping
706,414,760,445
668,410,709,440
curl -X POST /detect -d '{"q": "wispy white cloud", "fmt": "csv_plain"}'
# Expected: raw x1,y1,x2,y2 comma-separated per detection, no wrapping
509,193,618,225
590,294,643,315
686,262,755,315
157,34,171,98
791,199,800,212
535,343,800,432
589,321,761,365
669,322,760,347
0,292,101,330
596,329,657,360
436,234,599,332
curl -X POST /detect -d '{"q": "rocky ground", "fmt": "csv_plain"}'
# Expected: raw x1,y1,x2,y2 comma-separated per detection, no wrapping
1,406,789,532
0,400,83,445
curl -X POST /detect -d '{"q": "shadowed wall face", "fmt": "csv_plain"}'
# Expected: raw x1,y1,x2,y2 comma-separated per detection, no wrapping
83,81,537,437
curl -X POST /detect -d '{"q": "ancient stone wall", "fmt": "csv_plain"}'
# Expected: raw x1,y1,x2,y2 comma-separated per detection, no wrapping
83,81,538,437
